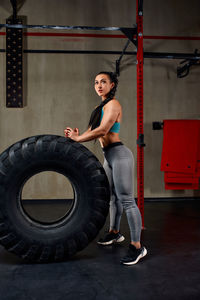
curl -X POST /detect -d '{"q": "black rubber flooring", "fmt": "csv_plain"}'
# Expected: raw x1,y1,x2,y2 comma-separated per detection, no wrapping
0,200,200,300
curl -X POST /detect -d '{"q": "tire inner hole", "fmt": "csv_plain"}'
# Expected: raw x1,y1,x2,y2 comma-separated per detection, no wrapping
21,171,75,224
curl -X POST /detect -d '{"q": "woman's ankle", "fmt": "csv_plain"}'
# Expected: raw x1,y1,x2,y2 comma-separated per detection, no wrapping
109,229,119,234
131,241,141,249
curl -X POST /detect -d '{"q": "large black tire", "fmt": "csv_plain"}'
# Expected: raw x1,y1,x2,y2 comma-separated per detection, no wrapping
0,135,110,263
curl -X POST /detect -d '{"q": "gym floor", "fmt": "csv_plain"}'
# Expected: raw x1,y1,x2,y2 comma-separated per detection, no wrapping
0,199,200,300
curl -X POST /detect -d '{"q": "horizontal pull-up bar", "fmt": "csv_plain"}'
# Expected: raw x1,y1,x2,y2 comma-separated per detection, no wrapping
0,48,199,60
0,23,136,31
144,51,200,60
1,22,137,47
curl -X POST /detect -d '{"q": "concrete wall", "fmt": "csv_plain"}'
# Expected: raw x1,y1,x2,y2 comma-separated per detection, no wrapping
0,0,200,199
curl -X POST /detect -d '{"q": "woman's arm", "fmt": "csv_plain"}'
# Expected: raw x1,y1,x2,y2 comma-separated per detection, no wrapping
64,100,120,142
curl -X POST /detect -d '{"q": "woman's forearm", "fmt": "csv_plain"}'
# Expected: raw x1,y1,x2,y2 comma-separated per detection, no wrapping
76,127,107,142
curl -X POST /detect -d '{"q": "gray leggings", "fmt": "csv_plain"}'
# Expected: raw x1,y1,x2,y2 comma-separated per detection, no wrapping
103,143,142,242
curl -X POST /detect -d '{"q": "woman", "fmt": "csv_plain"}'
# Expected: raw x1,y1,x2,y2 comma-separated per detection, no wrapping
64,71,147,265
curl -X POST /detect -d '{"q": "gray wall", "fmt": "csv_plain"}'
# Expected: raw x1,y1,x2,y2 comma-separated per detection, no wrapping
0,0,200,199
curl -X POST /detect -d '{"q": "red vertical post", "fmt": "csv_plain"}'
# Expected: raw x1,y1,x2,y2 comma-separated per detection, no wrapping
136,0,144,227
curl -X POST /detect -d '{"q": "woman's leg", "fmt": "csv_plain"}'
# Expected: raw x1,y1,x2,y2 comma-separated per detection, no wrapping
112,147,142,245
103,159,123,232
102,146,147,264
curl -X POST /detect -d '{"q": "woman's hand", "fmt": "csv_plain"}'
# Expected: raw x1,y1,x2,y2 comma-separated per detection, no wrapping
64,127,79,141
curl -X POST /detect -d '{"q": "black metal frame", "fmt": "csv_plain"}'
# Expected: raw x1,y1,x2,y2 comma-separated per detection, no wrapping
0,23,134,31
10,0,17,21
1,49,200,59
177,49,200,78
1,23,200,77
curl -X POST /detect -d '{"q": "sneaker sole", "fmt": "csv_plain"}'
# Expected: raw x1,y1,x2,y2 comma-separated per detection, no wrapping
121,248,147,265
97,235,125,246
116,236,125,243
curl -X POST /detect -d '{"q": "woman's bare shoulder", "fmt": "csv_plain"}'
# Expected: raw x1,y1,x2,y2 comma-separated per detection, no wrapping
107,98,121,107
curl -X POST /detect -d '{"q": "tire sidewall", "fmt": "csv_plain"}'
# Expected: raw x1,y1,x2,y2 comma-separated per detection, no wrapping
0,136,109,254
